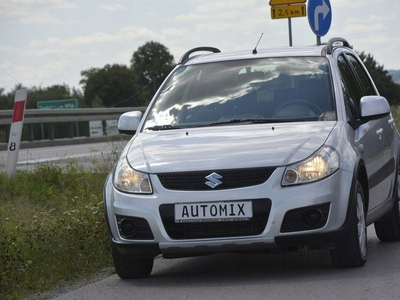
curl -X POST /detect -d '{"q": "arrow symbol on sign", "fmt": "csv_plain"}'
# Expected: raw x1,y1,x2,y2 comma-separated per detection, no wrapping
314,0,330,31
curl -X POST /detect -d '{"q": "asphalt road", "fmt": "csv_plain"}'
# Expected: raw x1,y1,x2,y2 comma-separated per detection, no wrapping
33,227,400,300
0,141,127,171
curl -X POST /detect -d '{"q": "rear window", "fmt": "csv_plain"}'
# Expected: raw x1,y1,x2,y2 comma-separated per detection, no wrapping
144,57,335,130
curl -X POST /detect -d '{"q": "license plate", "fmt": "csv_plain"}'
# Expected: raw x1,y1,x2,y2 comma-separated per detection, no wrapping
175,201,253,223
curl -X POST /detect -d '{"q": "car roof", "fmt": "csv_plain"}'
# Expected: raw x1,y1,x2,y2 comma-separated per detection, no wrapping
179,37,353,66
184,45,327,65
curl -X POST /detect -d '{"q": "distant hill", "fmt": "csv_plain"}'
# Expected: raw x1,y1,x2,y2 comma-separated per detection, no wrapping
389,70,400,84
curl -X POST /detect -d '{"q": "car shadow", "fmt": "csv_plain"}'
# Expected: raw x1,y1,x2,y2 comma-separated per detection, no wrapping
121,229,400,289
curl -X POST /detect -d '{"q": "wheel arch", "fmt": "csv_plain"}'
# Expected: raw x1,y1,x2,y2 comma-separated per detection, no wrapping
103,170,116,239
355,159,369,212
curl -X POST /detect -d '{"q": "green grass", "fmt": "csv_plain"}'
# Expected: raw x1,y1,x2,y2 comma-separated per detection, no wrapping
392,105,400,125
0,160,114,300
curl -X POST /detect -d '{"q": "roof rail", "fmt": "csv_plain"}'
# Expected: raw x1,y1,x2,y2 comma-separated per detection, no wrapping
326,37,352,54
178,47,221,64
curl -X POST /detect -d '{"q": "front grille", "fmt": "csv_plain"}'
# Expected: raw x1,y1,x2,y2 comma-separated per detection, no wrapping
157,167,276,191
159,199,271,239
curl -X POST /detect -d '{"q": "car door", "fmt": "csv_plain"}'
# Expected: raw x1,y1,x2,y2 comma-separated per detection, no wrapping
337,53,395,210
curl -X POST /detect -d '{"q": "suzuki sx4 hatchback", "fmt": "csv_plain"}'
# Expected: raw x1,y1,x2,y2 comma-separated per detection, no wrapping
104,37,400,278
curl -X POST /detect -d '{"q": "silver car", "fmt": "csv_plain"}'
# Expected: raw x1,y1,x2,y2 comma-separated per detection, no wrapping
104,37,400,279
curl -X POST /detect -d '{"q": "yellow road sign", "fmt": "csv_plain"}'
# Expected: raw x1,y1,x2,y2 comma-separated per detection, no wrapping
271,4,306,19
269,0,306,6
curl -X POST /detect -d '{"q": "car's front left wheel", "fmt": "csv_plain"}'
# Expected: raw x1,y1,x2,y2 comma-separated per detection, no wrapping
111,243,154,279
330,180,367,268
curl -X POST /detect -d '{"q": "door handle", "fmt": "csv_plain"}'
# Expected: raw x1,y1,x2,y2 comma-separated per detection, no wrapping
388,118,395,129
376,128,383,140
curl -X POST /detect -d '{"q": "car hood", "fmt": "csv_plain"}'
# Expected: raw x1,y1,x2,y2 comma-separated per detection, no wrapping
126,122,336,173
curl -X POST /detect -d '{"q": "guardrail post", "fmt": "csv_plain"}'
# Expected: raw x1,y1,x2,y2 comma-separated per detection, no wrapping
67,122,74,138
4,125,10,143
28,124,34,141
49,124,55,140
85,121,90,137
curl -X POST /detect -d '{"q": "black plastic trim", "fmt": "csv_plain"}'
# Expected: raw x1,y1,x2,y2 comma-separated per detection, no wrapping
326,37,352,54
178,47,221,64
112,240,161,258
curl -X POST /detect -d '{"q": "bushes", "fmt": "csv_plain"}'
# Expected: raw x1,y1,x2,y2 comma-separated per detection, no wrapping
0,162,112,300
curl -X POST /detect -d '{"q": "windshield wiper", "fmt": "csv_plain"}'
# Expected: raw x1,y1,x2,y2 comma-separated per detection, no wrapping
145,124,182,131
207,118,289,126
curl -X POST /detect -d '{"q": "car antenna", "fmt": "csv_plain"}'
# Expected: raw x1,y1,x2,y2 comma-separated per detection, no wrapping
252,33,263,54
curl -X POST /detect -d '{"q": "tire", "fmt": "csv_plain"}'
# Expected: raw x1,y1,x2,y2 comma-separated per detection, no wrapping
330,180,367,268
111,243,154,279
374,179,400,241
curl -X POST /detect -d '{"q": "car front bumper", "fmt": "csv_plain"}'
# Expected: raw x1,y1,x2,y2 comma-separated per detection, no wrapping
104,167,355,258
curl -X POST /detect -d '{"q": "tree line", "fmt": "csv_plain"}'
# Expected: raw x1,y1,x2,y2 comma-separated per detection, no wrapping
0,41,399,111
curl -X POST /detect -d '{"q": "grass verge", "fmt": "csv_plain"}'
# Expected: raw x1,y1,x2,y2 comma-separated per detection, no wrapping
0,160,114,300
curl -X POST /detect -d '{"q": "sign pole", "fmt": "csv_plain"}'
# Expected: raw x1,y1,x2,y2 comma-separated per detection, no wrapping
269,0,307,45
316,35,321,46
6,89,28,178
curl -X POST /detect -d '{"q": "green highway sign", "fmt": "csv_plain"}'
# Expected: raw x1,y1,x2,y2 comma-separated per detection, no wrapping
37,99,78,109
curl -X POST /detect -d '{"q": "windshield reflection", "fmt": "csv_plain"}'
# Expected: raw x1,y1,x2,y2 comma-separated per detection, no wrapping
143,57,336,131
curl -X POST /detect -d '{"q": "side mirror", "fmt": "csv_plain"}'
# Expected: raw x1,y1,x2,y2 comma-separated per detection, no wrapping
360,96,390,121
118,111,143,135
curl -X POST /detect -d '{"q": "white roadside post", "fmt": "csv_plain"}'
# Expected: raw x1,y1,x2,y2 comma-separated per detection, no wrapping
6,89,28,178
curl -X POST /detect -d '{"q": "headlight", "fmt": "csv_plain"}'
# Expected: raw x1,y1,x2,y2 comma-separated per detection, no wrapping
113,157,152,194
282,146,339,186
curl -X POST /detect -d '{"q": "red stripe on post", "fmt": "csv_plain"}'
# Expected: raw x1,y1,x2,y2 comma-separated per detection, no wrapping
12,100,26,122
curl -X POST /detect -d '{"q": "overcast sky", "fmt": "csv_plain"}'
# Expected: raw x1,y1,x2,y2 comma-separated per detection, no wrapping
1,0,399,94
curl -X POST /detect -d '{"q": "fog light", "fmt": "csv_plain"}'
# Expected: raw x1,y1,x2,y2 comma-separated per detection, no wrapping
300,209,322,227
120,218,137,237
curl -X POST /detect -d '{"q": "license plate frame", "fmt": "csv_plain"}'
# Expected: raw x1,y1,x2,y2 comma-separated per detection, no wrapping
174,201,253,223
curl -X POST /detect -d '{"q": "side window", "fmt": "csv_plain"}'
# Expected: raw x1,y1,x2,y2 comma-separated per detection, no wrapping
337,55,363,120
339,77,355,124
346,54,377,96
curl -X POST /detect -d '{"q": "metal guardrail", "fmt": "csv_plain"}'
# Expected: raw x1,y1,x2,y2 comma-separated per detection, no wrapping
0,107,146,125
0,107,145,150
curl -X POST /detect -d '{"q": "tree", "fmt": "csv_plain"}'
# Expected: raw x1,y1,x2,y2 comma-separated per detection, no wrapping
358,51,400,105
0,88,14,110
80,64,140,107
130,41,175,103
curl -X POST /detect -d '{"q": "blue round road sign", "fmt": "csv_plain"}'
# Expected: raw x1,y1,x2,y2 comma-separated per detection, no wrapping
307,0,332,37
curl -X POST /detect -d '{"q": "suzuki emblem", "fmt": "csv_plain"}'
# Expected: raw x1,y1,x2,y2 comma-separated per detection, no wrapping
205,172,223,188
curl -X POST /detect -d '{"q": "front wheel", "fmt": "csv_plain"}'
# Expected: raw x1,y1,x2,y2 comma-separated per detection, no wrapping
111,243,154,279
330,180,367,268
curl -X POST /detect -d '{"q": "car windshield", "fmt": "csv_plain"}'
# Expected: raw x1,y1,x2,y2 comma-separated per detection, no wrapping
143,57,336,131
